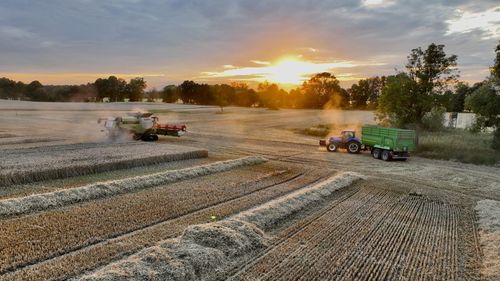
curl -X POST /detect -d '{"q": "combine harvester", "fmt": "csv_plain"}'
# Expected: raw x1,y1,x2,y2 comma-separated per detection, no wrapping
98,112,186,141
319,126,416,161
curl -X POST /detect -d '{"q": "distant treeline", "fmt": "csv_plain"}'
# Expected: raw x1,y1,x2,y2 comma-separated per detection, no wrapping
0,72,479,112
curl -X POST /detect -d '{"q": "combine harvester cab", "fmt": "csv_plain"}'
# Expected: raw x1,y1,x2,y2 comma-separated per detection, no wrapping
99,112,187,142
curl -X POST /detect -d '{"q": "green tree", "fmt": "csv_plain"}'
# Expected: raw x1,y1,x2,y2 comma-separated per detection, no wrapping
377,43,458,127
465,83,500,149
94,76,126,102
162,85,179,103
349,76,385,109
212,84,233,112
257,82,286,109
492,40,500,80
0,77,25,100
300,72,346,109
125,77,147,101
376,73,420,127
231,82,258,107
25,80,51,101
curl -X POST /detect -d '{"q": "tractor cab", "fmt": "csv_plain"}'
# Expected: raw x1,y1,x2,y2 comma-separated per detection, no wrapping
319,129,362,154
340,130,356,141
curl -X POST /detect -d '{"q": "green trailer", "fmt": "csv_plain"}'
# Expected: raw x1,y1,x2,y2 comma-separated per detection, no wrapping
361,126,416,161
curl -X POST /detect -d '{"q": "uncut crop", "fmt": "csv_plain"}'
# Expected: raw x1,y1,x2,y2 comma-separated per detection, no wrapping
0,167,324,281
0,156,266,218
0,142,208,186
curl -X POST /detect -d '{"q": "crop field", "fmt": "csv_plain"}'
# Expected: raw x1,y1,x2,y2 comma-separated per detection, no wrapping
0,101,498,281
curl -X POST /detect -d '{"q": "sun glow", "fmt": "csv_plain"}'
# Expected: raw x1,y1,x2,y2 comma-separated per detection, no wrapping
202,57,358,86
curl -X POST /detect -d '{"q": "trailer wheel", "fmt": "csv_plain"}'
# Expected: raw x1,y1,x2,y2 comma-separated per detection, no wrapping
372,148,381,159
347,141,361,154
327,143,337,152
381,150,392,161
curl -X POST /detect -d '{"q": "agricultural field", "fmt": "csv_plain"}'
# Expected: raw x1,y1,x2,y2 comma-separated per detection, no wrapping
0,100,499,280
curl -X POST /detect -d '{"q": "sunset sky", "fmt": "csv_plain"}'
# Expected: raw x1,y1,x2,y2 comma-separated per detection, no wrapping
1,0,499,89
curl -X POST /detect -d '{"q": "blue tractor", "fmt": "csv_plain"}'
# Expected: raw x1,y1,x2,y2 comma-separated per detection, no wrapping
319,130,362,153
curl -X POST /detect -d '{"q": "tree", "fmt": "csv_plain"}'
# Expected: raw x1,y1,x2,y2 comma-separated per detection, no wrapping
492,40,500,80
0,77,25,100
376,73,420,127
300,72,346,109
349,76,385,109
25,80,51,101
179,80,198,104
377,43,458,128
231,82,258,107
212,84,233,112
125,77,147,101
465,83,500,149
94,76,126,102
162,85,179,103
257,82,285,109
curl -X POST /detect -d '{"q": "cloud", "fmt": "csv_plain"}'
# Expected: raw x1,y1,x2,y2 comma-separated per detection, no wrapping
201,58,381,85
251,60,271,65
0,0,498,88
446,6,500,39
362,0,397,8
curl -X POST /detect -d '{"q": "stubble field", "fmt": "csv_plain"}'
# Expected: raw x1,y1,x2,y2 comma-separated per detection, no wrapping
0,100,498,280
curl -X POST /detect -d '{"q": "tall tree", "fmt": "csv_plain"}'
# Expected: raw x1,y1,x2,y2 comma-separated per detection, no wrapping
492,40,500,80
349,76,385,109
162,85,179,103
300,72,346,109
377,43,458,127
257,82,286,109
94,76,126,102
465,42,500,150
125,77,147,102
212,84,233,112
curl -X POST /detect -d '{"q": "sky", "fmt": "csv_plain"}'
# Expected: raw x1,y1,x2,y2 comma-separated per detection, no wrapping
0,0,499,89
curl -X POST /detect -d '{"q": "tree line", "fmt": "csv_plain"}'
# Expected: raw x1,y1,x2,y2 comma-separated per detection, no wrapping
1,41,499,148
0,74,383,109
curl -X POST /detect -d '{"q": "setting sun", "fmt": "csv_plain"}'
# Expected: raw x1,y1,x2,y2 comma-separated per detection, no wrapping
202,57,358,86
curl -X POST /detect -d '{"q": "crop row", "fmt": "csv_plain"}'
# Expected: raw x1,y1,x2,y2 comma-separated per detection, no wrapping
75,172,361,280
0,164,316,280
0,164,321,281
0,142,208,186
0,156,266,218
232,188,476,281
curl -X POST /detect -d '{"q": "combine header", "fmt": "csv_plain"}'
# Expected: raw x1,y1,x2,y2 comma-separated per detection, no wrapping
98,112,186,141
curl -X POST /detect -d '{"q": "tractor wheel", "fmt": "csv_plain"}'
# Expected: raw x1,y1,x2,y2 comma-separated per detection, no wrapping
381,150,392,161
151,134,159,141
327,143,337,152
372,148,381,159
347,141,361,154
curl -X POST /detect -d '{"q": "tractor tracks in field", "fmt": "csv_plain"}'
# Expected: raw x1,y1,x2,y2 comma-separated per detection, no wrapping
0,169,332,281
229,183,481,281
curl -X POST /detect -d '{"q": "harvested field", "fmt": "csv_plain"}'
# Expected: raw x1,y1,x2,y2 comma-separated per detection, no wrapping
0,142,207,186
0,156,266,217
475,199,500,280
0,162,328,280
230,180,481,281
77,172,360,281
0,101,498,281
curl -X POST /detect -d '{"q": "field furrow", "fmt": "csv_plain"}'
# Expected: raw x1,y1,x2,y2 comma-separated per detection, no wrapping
0,166,327,281
230,182,480,281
